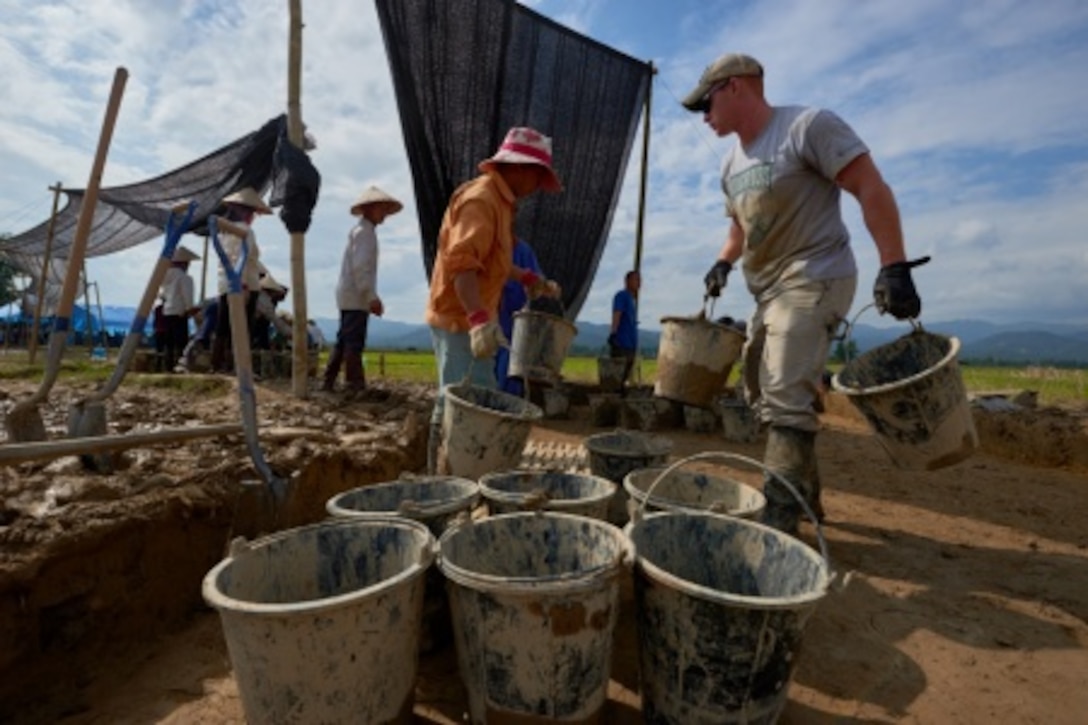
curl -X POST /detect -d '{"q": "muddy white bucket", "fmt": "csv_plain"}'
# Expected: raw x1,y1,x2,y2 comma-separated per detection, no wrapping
832,330,978,470
438,512,628,723
442,383,543,480
202,518,435,724
326,476,480,652
583,429,673,525
325,476,479,536
683,404,719,433
597,356,628,392
654,315,745,407
624,466,765,520
478,469,617,520
626,511,830,724
718,396,760,443
542,387,571,419
509,310,578,384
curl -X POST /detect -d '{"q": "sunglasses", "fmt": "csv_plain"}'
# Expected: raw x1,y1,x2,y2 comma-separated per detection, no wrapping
694,78,732,113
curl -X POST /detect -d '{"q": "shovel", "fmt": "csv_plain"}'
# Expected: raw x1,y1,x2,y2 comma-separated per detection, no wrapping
67,201,197,471
208,216,289,506
4,67,128,443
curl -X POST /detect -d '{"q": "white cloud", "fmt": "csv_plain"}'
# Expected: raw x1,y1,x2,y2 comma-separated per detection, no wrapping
1,0,1086,332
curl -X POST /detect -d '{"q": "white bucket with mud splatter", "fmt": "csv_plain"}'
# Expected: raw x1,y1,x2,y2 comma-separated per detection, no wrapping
654,316,745,407
718,396,760,443
509,310,578,384
325,476,480,536
326,476,480,653
441,383,543,481
438,512,628,723
583,429,673,525
597,356,628,392
202,518,435,724
478,469,617,520
624,466,765,520
832,330,978,470
626,511,830,724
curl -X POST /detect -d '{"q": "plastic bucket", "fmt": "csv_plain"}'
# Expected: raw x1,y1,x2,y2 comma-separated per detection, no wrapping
624,466,765,520
718,396,760,443
597,356,628,392
478,469,617,520
654,316,745,407
202,518,435,724
684,404,719,433
626,511,830,724
442,383,543,480
621,396,680,431
325,476,480,537
542,387,571,419
583,429,673,526
588,392,621,427
832,330,978,470
326,476,480,652
509,310,578,384
438,512,628,723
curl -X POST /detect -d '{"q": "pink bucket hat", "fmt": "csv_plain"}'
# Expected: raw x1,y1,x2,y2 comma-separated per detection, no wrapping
478,127,562,193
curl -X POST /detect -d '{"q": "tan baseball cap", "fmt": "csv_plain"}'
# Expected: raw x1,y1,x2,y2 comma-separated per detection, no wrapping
682,53,764,112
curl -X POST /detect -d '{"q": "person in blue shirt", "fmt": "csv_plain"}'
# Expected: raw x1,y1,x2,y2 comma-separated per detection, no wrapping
495,239,544,395
608,270,640,393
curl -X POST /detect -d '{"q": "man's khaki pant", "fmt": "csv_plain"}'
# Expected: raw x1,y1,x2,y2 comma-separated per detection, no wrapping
743,276,856,432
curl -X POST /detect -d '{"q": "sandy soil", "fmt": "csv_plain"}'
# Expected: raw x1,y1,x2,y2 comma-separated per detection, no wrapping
1,375,1086,724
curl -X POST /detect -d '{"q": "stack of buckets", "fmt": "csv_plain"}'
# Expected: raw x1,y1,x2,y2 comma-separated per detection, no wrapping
202,456,833,723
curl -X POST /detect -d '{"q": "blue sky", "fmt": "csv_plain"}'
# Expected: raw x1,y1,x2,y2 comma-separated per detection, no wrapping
1,0,1086,329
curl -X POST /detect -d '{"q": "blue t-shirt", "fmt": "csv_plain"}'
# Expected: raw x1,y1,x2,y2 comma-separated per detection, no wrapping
612,289,638,350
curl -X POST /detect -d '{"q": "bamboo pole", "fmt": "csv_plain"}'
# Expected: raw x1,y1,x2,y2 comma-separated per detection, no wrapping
0,422,242,467
28,182,63,364
632,61,654,385
287,0,309,398
81,261,94,354
199,234,210,304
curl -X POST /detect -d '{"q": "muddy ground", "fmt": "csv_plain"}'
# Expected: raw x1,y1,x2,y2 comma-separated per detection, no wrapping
1,375,1086,724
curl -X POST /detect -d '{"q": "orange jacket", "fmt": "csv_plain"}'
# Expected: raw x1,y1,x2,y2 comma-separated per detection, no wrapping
425,170,516,332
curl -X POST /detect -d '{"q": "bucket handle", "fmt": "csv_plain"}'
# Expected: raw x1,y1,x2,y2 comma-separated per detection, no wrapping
632,451,848,589
834,302,923,363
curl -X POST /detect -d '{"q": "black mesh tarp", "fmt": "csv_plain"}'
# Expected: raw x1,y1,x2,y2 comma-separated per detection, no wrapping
375,0,650,319
0,115,315,290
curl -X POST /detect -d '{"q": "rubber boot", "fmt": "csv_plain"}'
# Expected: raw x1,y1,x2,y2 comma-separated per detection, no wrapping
426,422,443,475
322,344,343,391
761,425,820,535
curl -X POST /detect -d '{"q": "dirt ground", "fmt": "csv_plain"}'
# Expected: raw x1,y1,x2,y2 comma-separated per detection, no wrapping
1,374,1086,724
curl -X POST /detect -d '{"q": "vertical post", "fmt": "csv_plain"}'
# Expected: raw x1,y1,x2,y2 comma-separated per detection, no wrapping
287,0,309,398
92,280,107,353
82,262,94,354
29,182,64,364
199,235,210,305
632,61,654,386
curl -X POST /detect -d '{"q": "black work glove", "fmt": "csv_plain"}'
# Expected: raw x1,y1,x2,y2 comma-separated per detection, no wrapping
704,260,733,297
607,333,619,349
874,256,930,320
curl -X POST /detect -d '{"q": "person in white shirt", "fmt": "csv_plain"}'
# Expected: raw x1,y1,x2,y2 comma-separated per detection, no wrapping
322,185,403,392
160,245,200,372
210,187,271,373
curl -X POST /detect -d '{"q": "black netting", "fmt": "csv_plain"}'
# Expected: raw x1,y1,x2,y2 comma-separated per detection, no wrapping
375,0,650,319
0,115,300,285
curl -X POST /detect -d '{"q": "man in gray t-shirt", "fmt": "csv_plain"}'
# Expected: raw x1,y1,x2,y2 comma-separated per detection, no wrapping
683,52,929,534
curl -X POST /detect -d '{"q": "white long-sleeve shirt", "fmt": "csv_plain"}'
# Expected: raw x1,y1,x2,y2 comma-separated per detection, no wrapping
161,266,195,315
216,226,262,296
335,219,379,311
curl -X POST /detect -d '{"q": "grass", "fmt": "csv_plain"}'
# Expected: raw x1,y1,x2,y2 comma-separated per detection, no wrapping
3,348,1086,408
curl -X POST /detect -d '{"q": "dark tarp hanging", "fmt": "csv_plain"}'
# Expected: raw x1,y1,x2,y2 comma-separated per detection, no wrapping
0,115,320,290
375,0,651,319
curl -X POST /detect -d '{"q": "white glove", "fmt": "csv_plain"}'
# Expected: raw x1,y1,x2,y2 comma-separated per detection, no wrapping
469,317,508,359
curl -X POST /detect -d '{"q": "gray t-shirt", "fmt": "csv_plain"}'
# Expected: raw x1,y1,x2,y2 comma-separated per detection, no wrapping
722,105,867,298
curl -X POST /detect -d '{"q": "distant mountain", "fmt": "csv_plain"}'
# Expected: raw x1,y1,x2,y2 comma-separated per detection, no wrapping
220,313,1088,365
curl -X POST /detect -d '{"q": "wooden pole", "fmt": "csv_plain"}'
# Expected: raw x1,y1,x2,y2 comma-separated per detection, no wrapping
28,182,63,364
81,261,94,354
0,422,242,467
199,234,210,304
632,61,654,385
287,0,309,398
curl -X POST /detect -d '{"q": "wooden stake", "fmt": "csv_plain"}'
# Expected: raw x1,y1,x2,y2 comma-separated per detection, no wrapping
28,182,63,364
287,0,309,399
